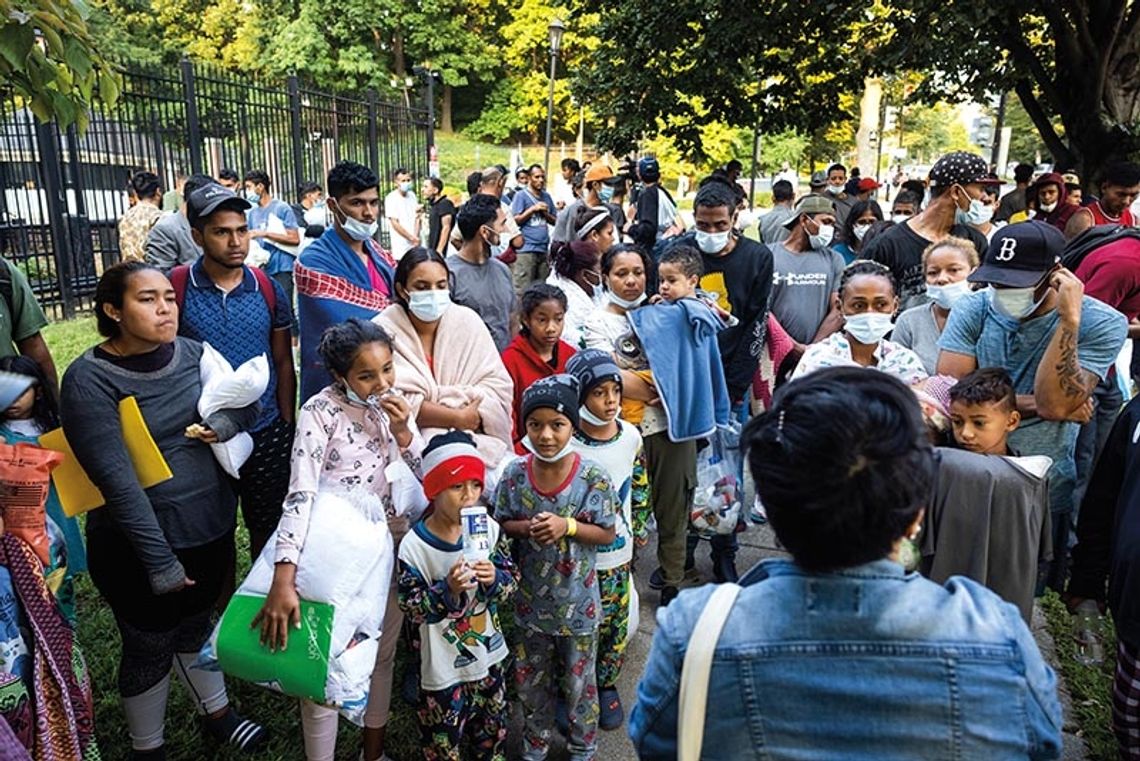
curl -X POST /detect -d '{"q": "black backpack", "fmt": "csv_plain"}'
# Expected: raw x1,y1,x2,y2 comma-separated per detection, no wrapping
1061,224,1140,272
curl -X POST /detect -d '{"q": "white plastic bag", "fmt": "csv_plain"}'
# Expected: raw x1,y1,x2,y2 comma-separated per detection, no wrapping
689,424,744,538
197,490,393,724
198,343,269,478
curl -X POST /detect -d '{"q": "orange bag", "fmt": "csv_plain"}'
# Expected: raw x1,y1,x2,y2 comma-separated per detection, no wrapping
0,442,63,564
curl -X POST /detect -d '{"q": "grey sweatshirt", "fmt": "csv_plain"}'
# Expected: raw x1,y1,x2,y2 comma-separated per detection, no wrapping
60,337,258,593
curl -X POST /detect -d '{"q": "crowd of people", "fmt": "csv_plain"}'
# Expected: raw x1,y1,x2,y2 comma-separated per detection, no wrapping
3,146,1140,761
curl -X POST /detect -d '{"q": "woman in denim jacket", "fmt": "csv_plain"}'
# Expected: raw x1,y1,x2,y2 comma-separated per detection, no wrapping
629,367,1063,760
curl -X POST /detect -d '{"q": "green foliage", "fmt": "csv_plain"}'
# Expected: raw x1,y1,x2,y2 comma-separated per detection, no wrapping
575,0,867,158
1040,590,1116,761
465,0,599,144
0,0,121,130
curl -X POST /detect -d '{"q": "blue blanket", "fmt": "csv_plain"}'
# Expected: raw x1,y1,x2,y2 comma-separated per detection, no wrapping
295,229,396,402
628,298,731,442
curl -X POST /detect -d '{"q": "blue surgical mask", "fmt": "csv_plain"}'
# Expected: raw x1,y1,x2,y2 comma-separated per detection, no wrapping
244,190,261,204
343,385,378,407
953,186,992,226
400,181,413,193
330,199,378,241
407,289,452,322
598,185,615,203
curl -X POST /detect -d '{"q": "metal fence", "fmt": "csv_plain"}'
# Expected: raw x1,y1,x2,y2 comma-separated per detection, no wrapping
0,60,429,319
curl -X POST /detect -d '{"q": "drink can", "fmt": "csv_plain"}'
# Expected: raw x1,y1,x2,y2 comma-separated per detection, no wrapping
461,506,491,562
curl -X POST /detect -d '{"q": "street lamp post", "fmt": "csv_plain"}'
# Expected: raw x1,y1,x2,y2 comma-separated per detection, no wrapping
543,18,565,179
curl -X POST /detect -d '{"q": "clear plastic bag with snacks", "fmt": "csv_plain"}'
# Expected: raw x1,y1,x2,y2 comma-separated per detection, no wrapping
689,423,744,538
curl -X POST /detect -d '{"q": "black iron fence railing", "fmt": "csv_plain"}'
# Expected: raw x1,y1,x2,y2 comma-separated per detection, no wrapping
0,60,429,319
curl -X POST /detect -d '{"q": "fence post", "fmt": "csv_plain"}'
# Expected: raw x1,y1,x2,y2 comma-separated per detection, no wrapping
287,75,305,195
367,89,380,175
181,58,204,174
33,121,74,319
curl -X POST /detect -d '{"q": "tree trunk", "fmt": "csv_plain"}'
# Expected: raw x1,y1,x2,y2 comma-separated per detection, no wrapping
856,78,882,180
393,30,405,76
441,84,454,133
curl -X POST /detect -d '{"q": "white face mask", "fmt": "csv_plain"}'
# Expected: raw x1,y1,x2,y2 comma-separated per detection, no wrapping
694,229,730,254
844,311,894,344
607,289,646,310
521,434,576,463
303,205,328,227
331,200,378,241
853,223,872,242
826,184,844,196
578,404,613,427
1039,202,1058,213
891,213,911,224
407,289,452,322
808,223,834,249
925,280,972,310
990,285,1046,321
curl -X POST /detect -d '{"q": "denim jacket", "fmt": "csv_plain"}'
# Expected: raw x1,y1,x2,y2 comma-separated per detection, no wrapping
629,558,1062,760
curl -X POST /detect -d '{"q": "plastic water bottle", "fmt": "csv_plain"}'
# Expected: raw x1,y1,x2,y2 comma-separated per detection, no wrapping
1074,599,1105,666
460,506,491,563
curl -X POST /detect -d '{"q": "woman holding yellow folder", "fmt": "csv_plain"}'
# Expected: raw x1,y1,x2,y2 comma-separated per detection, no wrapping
60,261,267,760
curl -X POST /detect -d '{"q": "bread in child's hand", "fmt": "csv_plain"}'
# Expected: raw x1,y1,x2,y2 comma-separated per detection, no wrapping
184,423,208,439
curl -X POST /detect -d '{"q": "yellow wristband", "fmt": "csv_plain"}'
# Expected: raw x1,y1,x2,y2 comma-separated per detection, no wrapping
566,517,578,538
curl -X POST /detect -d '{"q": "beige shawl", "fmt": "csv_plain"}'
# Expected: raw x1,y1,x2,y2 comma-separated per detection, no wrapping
375,303,514,467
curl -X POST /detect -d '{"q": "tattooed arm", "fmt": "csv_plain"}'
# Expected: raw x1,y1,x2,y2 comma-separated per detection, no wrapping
1035,269,1098,422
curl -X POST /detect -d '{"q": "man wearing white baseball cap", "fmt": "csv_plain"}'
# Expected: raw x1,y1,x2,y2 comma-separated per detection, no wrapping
936,221,1127,590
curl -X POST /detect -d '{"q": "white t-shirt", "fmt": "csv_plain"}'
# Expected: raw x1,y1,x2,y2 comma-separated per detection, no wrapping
397,519,509,691
570,420,643,570
384,189,419,260
570,421,642,569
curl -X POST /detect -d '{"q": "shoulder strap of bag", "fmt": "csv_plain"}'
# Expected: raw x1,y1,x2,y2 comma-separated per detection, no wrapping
678,582,742,761
249,266,277,314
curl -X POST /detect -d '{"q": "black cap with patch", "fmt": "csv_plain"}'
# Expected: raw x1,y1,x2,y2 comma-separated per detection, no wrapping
968,221,1063,288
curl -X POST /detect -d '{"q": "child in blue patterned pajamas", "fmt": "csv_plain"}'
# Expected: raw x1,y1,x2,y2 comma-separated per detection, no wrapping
492,375,617,761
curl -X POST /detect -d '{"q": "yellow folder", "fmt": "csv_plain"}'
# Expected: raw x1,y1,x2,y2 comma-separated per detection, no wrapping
39,396,173,517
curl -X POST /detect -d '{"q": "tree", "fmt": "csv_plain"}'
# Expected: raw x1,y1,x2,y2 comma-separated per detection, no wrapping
465,0,600,144
577,1,1140,184
0,0,122,130
575,0,867,158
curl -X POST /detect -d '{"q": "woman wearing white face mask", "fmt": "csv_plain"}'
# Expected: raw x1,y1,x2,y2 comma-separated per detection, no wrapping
792,261,929,384
893,237,980,375
375,247,515,471
834,200,884,264
582,244,651,351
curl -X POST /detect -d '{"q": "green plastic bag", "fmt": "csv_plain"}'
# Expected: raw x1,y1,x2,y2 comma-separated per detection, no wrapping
215,593,334,703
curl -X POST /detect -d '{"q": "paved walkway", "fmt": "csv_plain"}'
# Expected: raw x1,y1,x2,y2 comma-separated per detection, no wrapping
509,522,1089,760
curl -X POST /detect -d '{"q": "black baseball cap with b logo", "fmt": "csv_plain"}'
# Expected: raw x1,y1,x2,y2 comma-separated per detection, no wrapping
968,221,1063,288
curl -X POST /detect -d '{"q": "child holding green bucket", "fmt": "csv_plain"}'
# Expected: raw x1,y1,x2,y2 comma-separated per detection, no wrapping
397,430,517,760
253,317,424,761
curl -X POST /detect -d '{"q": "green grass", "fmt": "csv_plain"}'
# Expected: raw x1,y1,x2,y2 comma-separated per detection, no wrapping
435,132,549,195
1040,590,1117,760
42,319,423,760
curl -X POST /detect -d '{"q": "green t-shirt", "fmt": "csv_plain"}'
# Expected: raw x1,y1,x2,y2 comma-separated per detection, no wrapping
0,261,48,357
